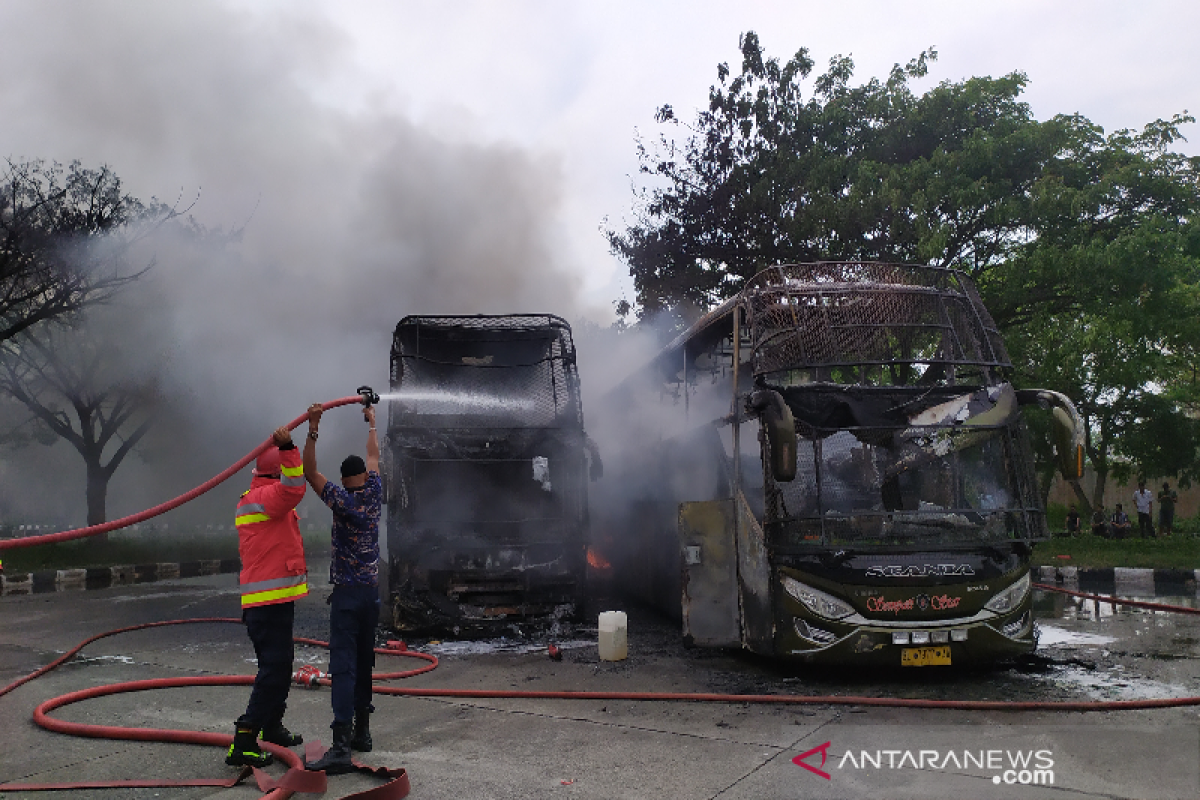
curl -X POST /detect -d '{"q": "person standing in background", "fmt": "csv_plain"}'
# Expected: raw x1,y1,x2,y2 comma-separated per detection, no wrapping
1133,480,1154,539
1065,505,1081,536
1158,482,1178,536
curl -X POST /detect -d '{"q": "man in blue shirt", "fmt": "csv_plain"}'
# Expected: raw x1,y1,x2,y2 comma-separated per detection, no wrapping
302,401,382,774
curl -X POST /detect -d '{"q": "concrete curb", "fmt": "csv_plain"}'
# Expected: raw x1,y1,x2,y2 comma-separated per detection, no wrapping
1036,565,1200,594
1,559,240,595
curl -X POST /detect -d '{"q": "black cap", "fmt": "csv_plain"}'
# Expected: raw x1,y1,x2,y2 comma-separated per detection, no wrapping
340,455,366,478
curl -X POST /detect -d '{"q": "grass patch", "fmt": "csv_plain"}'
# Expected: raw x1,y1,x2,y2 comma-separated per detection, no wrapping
1033,532,1200,570
1,528,330,573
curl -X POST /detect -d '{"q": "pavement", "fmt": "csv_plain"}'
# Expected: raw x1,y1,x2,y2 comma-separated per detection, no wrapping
3,563,1200,799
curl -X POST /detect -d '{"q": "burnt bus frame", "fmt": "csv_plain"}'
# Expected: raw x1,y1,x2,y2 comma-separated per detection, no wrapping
385,314,590,635
634,263,1056,665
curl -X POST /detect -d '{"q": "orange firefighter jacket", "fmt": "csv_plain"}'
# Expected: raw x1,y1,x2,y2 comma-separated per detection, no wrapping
234,445,308,608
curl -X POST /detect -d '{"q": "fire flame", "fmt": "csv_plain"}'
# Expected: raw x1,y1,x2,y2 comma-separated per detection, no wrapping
587,547,611,571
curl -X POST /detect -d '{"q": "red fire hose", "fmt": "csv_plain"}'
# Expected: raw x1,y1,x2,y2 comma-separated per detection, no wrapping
4,592,1200,795
5,395,1200,791
1033,582,1200,615
0,395,367,552
0,619,433,798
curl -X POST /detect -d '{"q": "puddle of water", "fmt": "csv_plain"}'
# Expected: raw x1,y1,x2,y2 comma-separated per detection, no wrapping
1035,591,1200,620
1034,663,1193,701
73,654,136,666
295,647,328,666
1036,625,1115,648
421,638,594,656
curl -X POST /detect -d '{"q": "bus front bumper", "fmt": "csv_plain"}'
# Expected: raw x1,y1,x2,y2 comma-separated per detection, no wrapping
777,604,1035,666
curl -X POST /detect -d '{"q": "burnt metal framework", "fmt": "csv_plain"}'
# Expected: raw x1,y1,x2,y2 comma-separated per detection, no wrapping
386,315,588,631
738,263,1044,549
741,262,1009,387
389,314,582,429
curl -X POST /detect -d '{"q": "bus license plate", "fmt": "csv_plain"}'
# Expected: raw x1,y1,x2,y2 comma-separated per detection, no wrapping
901,646,951,666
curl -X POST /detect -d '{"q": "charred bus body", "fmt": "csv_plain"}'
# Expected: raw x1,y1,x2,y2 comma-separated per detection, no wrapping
385,315,596,634
601,263,1082,665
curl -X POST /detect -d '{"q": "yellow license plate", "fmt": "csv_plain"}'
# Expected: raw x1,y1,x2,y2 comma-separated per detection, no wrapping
901,646,951,666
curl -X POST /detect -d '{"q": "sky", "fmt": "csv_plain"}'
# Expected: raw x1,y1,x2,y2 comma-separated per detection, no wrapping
0,0,1196,525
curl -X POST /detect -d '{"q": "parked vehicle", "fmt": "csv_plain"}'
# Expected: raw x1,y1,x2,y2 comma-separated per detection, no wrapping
384,315,598,635
596,262,1082,665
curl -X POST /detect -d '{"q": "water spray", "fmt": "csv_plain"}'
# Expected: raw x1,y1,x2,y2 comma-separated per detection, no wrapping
0,387,382,552
376,389,536,413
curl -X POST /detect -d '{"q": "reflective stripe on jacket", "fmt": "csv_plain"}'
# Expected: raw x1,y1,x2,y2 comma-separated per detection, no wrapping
236,444,308,608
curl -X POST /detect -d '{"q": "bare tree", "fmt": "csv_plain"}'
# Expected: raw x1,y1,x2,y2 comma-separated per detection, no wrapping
0,314,163,526
0,159,183,345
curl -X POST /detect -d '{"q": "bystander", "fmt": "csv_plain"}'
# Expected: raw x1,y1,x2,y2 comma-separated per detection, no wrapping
1158,482,1178,536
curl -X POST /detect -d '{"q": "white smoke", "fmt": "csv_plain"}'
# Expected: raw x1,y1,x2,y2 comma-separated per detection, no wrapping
0,1,607,525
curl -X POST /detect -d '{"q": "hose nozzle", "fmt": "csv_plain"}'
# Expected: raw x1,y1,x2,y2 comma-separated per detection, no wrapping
357,385,380,407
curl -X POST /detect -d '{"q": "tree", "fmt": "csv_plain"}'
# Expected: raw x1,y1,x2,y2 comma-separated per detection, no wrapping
0,159,187,526
1,159,178,345
607,33,1073,325
0,310,164,526
608,33,1200,505
1001,120,1200,508
1010,308,1200,513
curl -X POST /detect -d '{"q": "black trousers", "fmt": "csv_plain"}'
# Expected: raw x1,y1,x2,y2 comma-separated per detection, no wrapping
329,584,380,724
1138,512,1154,538
238,601,295,730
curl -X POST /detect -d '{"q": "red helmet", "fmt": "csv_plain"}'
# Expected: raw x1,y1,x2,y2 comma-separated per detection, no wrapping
253,447,282,477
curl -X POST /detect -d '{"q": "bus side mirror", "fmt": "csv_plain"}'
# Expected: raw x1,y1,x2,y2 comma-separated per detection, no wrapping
1016,388,1084,480
1052,407,1084,480
746,389,797,483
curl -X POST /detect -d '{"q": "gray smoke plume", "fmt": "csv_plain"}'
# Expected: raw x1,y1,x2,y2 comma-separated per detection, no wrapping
0,1,602,527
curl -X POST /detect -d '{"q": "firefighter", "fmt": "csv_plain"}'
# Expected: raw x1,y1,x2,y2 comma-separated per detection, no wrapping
302,402,382,775
226,425,309,768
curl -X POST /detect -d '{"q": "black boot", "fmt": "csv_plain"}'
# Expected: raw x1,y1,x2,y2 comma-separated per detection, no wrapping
262,719,303,747
226,726,274,767
350,707,372,752
306,721,354,775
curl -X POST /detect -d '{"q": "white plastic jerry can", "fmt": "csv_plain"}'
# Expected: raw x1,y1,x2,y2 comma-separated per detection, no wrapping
598,610,628,661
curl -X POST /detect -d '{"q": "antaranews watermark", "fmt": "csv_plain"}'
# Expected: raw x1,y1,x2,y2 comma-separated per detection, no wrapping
795,743,1053,785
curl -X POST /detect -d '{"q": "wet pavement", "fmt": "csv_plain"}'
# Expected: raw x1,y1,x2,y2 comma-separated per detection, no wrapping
3,571,1200,799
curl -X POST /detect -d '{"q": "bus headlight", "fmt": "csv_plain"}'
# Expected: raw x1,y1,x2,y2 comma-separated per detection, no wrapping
781,575,854,621
984,572,1030,614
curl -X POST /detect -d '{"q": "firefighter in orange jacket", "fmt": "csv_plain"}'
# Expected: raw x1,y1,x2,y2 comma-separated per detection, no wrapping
226,425,309,768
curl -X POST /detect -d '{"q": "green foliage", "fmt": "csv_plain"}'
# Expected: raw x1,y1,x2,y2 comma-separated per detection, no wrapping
609,32,1200,496
1045,501,1068,532
0,528,329,573
1033,531,1200,570
608,34,1071,322
1175,513,1200,537
0,528,236,573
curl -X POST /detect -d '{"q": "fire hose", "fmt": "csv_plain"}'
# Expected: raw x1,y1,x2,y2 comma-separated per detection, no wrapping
6,585,1200,796
0,388,378,552
0,619,432,798
4,391,1200,791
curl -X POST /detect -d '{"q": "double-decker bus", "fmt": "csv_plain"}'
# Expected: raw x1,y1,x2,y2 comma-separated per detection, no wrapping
596,262,1082,665
384,314,599,634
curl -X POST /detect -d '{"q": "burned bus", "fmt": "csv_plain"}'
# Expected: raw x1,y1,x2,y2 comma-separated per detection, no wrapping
384,315,598,634
599,262,1082,665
